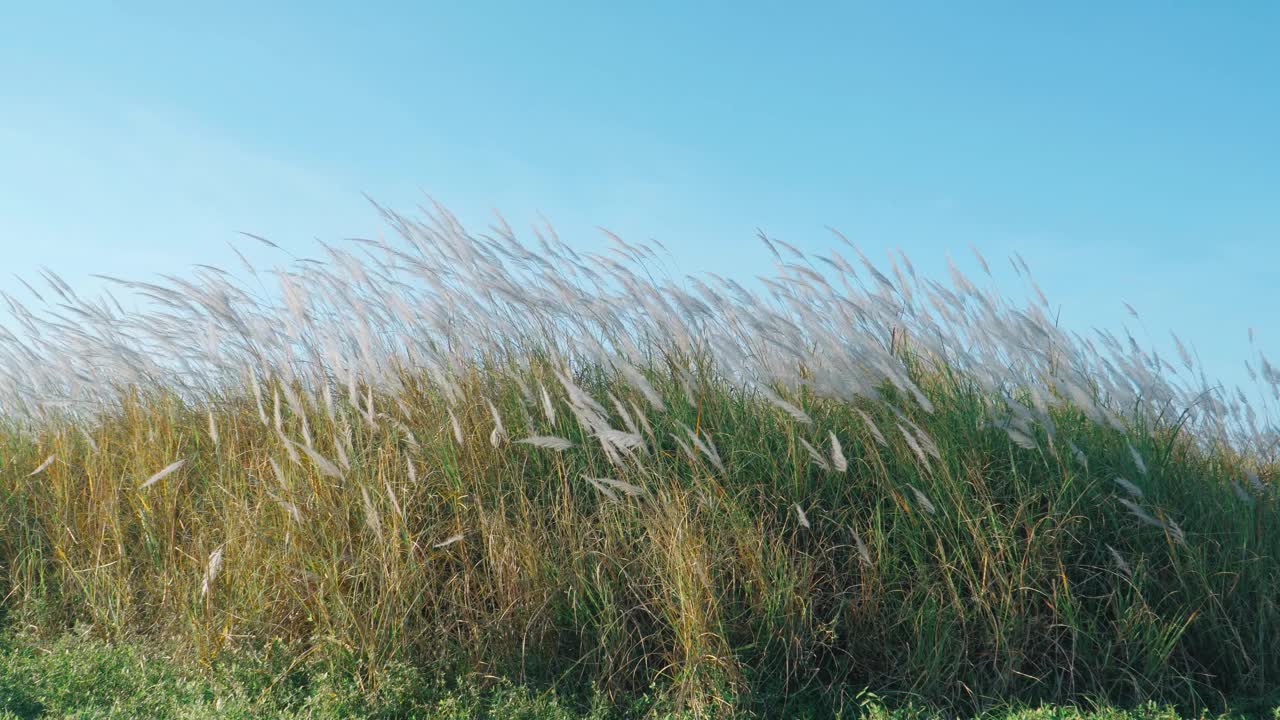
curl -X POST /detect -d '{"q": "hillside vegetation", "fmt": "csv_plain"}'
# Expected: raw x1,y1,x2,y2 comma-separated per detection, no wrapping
0,205,1276,717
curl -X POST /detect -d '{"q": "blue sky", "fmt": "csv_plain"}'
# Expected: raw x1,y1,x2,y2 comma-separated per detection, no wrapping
2,2,1276,400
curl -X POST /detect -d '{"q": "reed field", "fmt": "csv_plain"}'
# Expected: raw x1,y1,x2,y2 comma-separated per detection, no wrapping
0,202,1276,717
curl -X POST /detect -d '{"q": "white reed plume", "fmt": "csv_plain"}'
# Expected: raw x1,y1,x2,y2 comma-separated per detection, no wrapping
798,437,830,471
140,459,186,490
1128,443,1148,475
539,383,556,426
1116,497,1163,529
298,442,344,479
851,528,872,565
1246,470,1265,494
829,432,847,472
433,533,464,549
28,454,55,477
794,503,811,528
589,476,647,498
361,486,383,542
1068,441,1088,468
487,399,507,448
201,546,224,598
619,363,665,412
207,407,219,447
273,494,302,524
1113,476,1144,499
448,408,464,447
516,435,575,451
1005,427,1038,451
333,432,351,470
856,409,887,447
1106,544,1132,578
585,477,619,502
898,424,931,473
759,385,813,426
907,484,936,514
1231,480,1253,504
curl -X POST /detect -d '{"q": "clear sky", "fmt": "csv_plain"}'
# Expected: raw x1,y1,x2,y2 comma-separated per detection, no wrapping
2,2,1276,401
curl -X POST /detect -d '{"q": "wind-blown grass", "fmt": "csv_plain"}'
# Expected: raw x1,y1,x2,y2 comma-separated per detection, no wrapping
0,203,1277,716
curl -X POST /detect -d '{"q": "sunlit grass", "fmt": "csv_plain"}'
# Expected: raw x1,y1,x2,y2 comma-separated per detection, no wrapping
0,205,1277,716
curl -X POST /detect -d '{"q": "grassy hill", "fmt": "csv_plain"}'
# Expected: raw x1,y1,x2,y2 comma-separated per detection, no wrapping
0,206,1276,717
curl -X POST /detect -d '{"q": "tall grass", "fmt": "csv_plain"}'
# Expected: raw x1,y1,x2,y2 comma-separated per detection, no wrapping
0,204,1277,715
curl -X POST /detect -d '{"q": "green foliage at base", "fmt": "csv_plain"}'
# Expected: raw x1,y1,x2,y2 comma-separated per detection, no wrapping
0,633,1273,719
